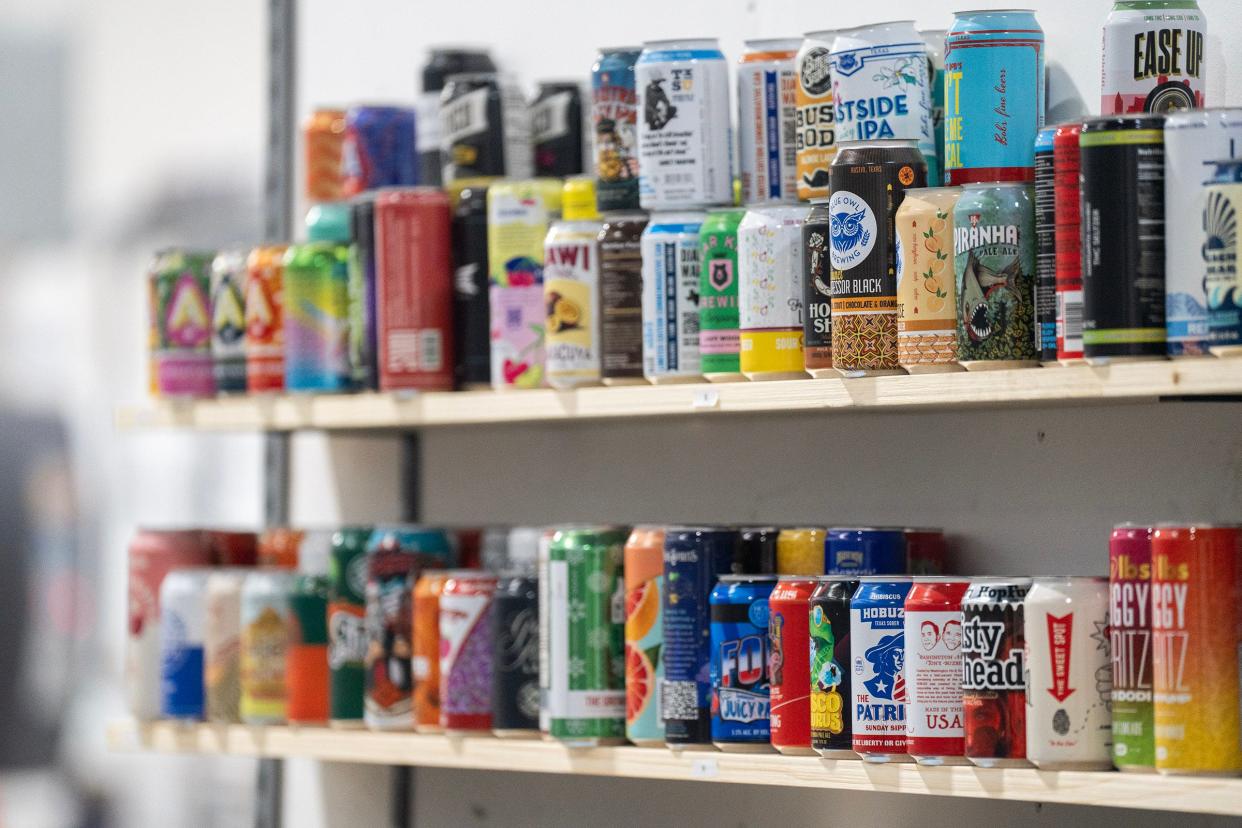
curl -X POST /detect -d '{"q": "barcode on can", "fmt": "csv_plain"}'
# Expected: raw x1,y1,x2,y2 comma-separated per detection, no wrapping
660,679,699,722
419,329,443,371
1058,290,1084,351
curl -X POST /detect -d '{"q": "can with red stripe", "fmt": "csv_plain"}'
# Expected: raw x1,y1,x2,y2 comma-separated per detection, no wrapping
904,577,969,764
768,576,817,755
850,577,913,762
1054,123,1084,363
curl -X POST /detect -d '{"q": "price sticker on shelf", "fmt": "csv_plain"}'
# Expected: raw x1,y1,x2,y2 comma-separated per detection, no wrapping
692,389,720,410
690,757,719,778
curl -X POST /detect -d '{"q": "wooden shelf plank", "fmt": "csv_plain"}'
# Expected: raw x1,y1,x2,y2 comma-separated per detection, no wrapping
107,721,1242,815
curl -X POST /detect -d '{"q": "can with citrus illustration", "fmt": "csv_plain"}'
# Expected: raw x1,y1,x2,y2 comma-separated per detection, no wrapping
896,187,963,372
624,526,666,746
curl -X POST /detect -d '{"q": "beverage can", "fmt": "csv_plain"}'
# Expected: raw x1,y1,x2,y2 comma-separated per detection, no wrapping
592,47,643,213
304,107,347,202
699,208,746,381
642,212,706,382
794,30,838,201
159,569,212,720
537,528,555,736
440,570,497,732
776,528,825,577
1205,161,1242,355
810,577,858,756
1101,1,1206,115
492,572,540,737
240,570,296,725
413,570,448,732
624,526,666,746
802,198,833,375
904,528,947,575
769,576,818,754
258,528,302,569
244,245,287,393
440,73,532,183
545,178,604,388
1034,128,1058,363
210,250,248,393
737,39,800,204
1054,124,1085,363
287,574,330,724
739,204,806,380
826,527,906,576
896,187,964,372
342,105,418,194
450,182,492,388
328,527,370,727
348,195,379,390
418,49,497,187
1110,524,1156,771
599,212,648,384
739,527,779,574
285,203,352,392
205,570,246,723
904,577,969,764
710,575,778,751
637,39,733,210
921,29,947,186
151,249,216,397
850,577,913,762
532,80,588,177
204,531,256,567
962,578,1032,767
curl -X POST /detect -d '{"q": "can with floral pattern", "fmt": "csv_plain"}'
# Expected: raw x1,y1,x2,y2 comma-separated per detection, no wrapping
739,204,807,380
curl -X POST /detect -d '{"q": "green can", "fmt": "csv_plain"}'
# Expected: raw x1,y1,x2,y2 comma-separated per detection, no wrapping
952,182,1040,369
151,248,216,397
699,208,746,382
288,574,330,722
284,202,352,392
328,527,371,726
547,526,628,745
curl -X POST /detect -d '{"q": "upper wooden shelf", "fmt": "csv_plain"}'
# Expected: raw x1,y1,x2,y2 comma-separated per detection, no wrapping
115,360,1242,432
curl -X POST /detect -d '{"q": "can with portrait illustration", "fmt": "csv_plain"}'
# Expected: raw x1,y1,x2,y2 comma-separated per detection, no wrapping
810,577,858,757
904,577,969,765
769,576,818,755
738,39,800,205
795,30,838,201
850,577,913,763
740,204,806,380
802,198,833,375
896,187,963,372
962,578,1032,768
642,212,705,382
699,208,746,381
592,48,642,213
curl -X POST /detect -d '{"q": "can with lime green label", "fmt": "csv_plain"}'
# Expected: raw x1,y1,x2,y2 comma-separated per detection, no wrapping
699,208,746,381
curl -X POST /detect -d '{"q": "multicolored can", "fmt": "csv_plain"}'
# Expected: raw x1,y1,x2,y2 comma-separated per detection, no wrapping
896,187,963,372
1110,524,1155,771
944,10,1045,185
953,183,1039,369
810,577,858,756
244,245,287,393
1080,116,1167,362
962,578,1031,767
777,528,825,577
826,527,906,576
636,39,733,210
904,577,969,764
795,30,838,201
1033,128,1059,363
544,178,603,389
1054,124,1085,363
286,574,330,723
739,204,806,380
642,212,705,382
492,572,540,736
328,528,369,727
284,204,351,392
159,569,211,720
737,39,799,204
850,577,913,762
210,250,247,393
1102,1,1206,115
1151,524,1242,775
532,80,587,177
439,570,496,732
450,182,492,388
769,576,817,754
440,73,532,183
342,105,418,194
624,526,665,745
599,212,648,384
240,570,295,725
1206,160,1242,355
592,47,642,213
348,195,379,390
921,29,947,187
413,570,448,732
710,575,777,751
547,527,628,745
802,198,833,375
204,570,245,723
904,528,948,575
830,140,928,375
699,208,745,381
304,107,347,202
151,249,215,397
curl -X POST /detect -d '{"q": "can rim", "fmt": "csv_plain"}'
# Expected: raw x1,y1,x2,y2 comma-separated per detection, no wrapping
964,576,1034,584
856,575,914,582
951,9,1037,16
911,575,971,582
717,573,780,582
837,20,917,34
1030,575,1108,583
802,29,838,39
828,526,906,534
642,37,722,48
742,37,802,51
777,574,822,582
1111,522,1153,531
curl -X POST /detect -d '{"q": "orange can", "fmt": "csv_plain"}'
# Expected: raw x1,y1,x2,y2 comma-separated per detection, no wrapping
413,571,448,732
777,528,826,576
623,526,665,746
244,244,288,393
204,530,258,566
286,574,330,723
304,108,347,202
258,528,303,569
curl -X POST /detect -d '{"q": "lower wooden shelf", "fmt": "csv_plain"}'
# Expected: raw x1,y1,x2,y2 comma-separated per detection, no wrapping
108,720,1242,815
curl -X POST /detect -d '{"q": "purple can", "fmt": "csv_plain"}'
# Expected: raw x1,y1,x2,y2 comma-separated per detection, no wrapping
439,570,497,732
342,105,419,195
152,249,217,397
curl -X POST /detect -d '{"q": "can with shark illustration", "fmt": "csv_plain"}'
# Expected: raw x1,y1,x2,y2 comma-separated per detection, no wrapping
952,182,1039,369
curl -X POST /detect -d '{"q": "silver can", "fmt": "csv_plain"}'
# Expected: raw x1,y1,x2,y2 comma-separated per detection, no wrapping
641,211,707,382
1101,1,1207,115
159,569,213,721
737,38,800,205
738,204,806,380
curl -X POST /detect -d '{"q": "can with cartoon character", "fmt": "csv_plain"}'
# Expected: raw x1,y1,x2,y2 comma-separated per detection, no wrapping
850,577,914,763
904,577,970,765
592,47,643,213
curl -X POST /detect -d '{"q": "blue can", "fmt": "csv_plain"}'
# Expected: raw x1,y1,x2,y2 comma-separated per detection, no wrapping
710,575,777,750
944,9,1045,186
593,47,643,213
159,570,211,720
662,527,742,746
342,105,418,195
849,577,913,762
826,528,907,576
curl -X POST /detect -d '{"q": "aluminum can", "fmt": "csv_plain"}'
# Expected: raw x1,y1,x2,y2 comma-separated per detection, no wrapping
1081,116,1167,362
364,527,454,731
328,527,370,727
342,105,418,194
205,570,245,723
210,250,247,393
642,212,705,382
739,204,806,380
532,80,588,177
449,183,491,388
244,245,287,393
1110,524,1155,770
1166,109,1242,356
284,203,352,392
159,569,212,720
826,527,906,576
830,140,927,375
1033,128,1058,363
544,178,604,388
904,528,947,575
699,208,746,381
710,575,778,751
777,528,825,577
737,39,800,204
599,212,648,384
202,531,257,567
896,187,964,372
240,570,296,725
802,198,833,375
624,526,666,746
287,574,330,723
418,48,496,187
953,183,1039,369
304,107,347,202
663,527,743,746
1206,160,1242,355
1151,524,1242,775
492,572,540,736
921,29,947,187
962,578,1031,767
904,577,969,764
850,577,913,762
348,196,379,390
636,39,732,210
944,10,1045,185
258,528,302,569
506,526,542,574
592,47,642,213
810,578,858,756
413,570,448,732
739,527,778,574
1102,1,1206,115
440,570,497,732
151,249,215,397
1054,124,1085,363
488,179,562,389
769,576,817,754
547,527,628,745
373,187,454,391
795,30,838,201
537,529,554,736
440,73,532,183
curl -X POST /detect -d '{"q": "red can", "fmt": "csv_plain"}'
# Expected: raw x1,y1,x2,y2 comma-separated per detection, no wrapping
904,529,947,575
1109,524,1155,772
375,188,455,391
904,577,970,764
1053,124,1083,364
258,528,303,569
204,530,258,566
244,245,287,392
768,577,818,755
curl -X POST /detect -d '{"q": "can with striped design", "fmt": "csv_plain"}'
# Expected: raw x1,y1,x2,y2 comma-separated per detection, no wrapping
737,38,800,205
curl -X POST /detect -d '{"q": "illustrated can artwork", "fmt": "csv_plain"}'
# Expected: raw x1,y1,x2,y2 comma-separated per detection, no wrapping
1101,1,1206,115
895,187,963,372
1204,160,1242,355
904,578,969,764
592,48,643,213
850,578,913,762
245,245,287,393
795,31,838,201
492,573,540,735
1110,524,1155,770
709,576,777,750
737,39,799,204
240,571,294,725
210,250,248,393
961,579,1031,767
641,213,705,382
810,578,858,756
152,249,216,397
739,205,806,380
544,182,603,389
802,199,833,375
699,208,745,380
625,527,666,745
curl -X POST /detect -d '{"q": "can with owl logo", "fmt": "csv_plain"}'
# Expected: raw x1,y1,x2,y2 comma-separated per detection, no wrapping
828,140,927,376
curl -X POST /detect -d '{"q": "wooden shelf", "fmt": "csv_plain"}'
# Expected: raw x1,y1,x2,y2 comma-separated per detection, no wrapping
108,720,1242,815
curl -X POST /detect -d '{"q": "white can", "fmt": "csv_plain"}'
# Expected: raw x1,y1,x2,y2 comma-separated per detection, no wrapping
795,30,838,201
830,21,935,165
159,569,212,720
637,39,732,210
1165,108,1242,357
738,38,800,205
205,569,247,723
1024,576,1113,771
642,212,706,382
1101,2,1206,116
544,179,604,388
738,205,806,380
904,577,970,766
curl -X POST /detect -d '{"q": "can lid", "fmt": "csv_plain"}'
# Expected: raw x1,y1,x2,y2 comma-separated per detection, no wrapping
306,202,352,243
562,177,600,221
718,573,780,583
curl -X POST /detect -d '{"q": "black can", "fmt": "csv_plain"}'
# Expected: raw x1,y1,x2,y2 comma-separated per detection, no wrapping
599,211,648,384
802,199,833,377
452,184,491,389
348,195,378,390
440,72,533,183
491,572,540,736
419,49,496,187
809,577,858,757
738,527,778,574
1033,128,1058,362
1080,115,1167,362
532,81,587,177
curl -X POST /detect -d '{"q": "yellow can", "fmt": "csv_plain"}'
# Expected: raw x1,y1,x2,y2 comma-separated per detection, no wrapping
777,528,826,575
896,187,965,373
794,31,838,201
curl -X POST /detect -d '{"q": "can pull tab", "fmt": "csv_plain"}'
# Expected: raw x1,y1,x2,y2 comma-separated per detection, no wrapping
692,389,720,410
